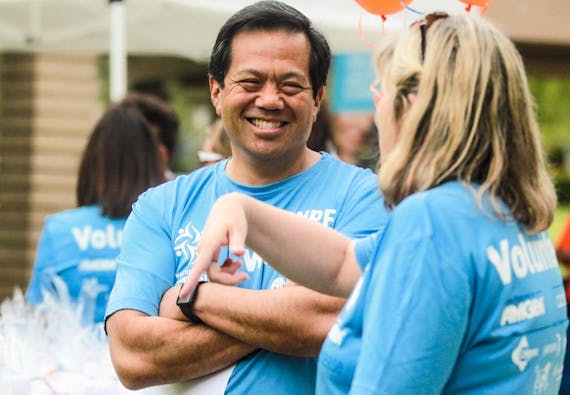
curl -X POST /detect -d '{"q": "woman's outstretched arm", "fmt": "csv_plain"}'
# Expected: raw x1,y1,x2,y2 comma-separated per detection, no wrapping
181,192,361,298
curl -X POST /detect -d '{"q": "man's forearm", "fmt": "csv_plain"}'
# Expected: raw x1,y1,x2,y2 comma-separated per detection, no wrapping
106,310,255,390
193,282,345,356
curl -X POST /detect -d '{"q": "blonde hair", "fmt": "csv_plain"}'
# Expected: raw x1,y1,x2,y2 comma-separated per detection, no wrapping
379,14,556,232
374,32,400,81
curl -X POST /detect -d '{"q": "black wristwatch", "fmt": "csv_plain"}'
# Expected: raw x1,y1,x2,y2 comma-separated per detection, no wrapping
176,281,207,324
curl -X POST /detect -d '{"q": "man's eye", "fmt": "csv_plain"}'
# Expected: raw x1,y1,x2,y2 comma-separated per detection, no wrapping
281,83,308,95
237,80,260,91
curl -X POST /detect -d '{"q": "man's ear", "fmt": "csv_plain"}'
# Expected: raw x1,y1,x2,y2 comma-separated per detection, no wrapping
209,76,223,116
313,86,325,122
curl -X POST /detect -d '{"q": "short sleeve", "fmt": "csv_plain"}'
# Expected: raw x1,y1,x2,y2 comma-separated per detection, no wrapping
353,232,381,270
350,207,471,394
334,171,388,239
105,189,177,318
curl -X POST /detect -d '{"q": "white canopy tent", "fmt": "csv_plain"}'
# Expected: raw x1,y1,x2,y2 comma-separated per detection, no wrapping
0,0,468,100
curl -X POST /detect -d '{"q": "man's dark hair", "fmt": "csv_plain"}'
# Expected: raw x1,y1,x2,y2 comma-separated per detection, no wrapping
76,106,165,218
120,92,180,166
208,0,331,98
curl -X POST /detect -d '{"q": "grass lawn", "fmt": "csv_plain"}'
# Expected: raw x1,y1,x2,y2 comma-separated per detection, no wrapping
550,204,570,243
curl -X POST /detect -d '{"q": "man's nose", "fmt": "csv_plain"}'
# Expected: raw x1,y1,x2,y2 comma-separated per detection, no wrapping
255,84,285,111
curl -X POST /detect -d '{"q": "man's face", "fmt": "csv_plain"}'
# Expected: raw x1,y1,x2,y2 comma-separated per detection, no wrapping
210,29,323,162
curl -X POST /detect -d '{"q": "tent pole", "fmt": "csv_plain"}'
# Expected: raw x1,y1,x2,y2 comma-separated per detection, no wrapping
27,0,41,45
109,0,126,102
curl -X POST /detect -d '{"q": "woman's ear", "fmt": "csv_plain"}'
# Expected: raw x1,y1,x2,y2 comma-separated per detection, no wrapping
406,93,416,105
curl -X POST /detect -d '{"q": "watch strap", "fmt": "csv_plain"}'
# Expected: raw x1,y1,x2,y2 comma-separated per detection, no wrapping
176,281,207,324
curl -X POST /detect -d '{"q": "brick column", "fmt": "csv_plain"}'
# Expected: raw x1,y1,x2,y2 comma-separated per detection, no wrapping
0,52,101,300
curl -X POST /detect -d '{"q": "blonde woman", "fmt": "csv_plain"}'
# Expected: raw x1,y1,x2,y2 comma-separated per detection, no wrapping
182,13,567,394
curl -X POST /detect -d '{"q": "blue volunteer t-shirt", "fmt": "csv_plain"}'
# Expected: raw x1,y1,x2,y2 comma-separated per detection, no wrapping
318,181,568,394
27,205,125,324
106,153,388,395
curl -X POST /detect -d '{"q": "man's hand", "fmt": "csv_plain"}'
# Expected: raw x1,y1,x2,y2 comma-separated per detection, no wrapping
206,257,249,285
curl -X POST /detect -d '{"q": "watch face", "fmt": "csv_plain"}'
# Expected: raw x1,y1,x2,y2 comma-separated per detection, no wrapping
176,284,192,304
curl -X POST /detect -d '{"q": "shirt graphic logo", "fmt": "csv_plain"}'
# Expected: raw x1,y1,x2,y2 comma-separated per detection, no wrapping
271,277,286,289
533,362,552,393
556,292,567,309
512,336,539,372
174,222,201,262
541,333,565,357
500,296,545,326
327,323,349,346
72,225,122,251
486,233,558,286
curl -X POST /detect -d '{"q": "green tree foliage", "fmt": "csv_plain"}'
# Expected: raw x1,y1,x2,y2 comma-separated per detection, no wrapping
530,76,570,203
528,76,570,162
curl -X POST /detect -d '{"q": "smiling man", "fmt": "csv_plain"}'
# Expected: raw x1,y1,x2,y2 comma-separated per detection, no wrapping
105,2,388,394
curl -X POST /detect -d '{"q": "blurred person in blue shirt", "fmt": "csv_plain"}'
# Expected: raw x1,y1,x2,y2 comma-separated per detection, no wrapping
26,105,166,325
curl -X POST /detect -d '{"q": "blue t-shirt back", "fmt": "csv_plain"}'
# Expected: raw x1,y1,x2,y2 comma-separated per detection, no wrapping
27,205,125,324
318,181,568,394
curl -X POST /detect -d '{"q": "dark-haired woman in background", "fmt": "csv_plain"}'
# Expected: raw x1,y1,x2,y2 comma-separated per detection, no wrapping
26,105,166,325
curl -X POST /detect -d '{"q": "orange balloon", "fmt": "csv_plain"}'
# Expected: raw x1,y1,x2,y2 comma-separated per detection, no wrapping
458,0,490,7
458,0,493,12
355,0,413,17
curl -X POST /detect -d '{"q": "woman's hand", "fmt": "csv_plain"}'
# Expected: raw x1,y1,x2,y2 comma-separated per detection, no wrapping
180,193,250,298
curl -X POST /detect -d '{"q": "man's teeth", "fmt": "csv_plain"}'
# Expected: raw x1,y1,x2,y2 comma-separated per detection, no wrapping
251,119,282,129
